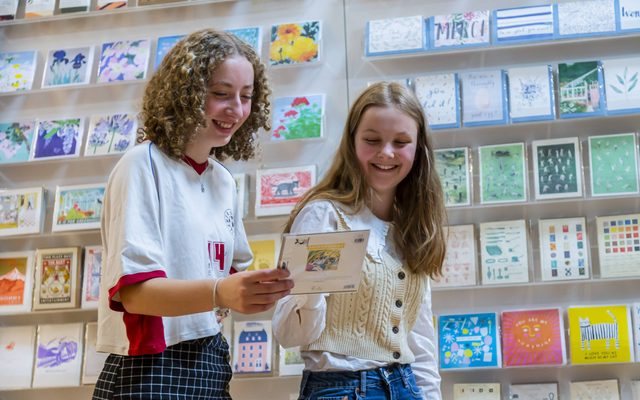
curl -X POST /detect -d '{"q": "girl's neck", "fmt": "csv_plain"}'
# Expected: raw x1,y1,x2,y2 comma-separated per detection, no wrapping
184,141,211,164
368,190,394,222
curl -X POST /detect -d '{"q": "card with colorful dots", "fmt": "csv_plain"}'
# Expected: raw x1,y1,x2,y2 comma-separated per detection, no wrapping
596,213,640,278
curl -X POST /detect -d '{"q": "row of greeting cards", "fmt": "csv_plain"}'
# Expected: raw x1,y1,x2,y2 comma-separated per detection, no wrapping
365,0,640,57
0,20,322,93
453,379,636,400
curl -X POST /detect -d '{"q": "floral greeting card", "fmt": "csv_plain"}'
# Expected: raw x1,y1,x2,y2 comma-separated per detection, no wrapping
269,21,321,66
32,118,84,160
42,46,93,88
271,95,324,141
602,57,640,114
97,39,150,83
85,113,137,156
0,50,37,93
0,120,37,164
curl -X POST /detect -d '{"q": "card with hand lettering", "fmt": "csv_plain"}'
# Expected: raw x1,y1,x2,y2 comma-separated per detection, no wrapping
429,10,490,49
492,4,555,44
617,0,640,32
365,15,425,56
413,73,461,129
460,70,508,126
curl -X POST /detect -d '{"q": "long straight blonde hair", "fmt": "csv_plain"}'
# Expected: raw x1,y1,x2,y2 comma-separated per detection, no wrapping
285,82,447,277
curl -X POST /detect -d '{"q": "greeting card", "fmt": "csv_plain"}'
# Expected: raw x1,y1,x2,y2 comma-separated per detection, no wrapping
589,133,638,196
52,184,105,232
0,0,19,20
247,234,280,271
32,118,84,160
507,65,555,122
453,383,500,400
278,345,304,376
558,61,605,118
479,220,529,285
232,320,273,374
154,34,185,70
438,312,501,369
32,323,84,387
434,147,470,207
0,50,37,93
97,0,126,10
269,21,321,66
618,0,640,31
460,70,508,126
532,137,583,200
430,10,490,49
602,57,640,114
501,308,565,366
365,15,424,56
82,322,108,384
0,120,37,164
0,251,34,314
433,224,476,288
539,217,590,281
413,73,461,129
42,46,93,88
81,245,102,309
225,27,262,55
0,187,45,237
58,0,89,13
568,305,633,364
271,94,324,141
33,247,81,310
232,173,247,219
556,0,616,37
97,39,150,83
632,303,640,362
509,382,559,400
478,143,527,204
24,0,54,18
255,165,316,217
0,325,36,389
570,379,620,400
85,113,137,156
492,5,554,43
596,213,640,278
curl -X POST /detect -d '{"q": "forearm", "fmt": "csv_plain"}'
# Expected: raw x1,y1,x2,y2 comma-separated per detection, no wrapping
273,294,326,348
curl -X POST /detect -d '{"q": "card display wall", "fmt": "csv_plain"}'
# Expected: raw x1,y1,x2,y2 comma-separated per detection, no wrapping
2,0,640,399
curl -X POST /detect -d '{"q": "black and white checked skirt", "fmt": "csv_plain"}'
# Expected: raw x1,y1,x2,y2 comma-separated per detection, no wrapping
92,333,232,400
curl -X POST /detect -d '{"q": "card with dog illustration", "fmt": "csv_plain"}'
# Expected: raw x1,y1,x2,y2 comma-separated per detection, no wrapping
255,165,315,217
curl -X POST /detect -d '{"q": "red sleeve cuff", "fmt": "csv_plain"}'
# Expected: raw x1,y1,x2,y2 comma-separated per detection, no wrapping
108,270,167,312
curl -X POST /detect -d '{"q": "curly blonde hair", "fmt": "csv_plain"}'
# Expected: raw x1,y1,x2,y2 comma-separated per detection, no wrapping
138,29,271,161
285,82,447,277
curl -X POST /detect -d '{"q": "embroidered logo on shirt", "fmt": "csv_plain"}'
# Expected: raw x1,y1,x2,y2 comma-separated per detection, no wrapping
207,241,225,277
224,209,234,232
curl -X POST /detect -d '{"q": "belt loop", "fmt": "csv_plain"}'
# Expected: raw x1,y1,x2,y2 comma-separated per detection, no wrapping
360,370,367,397
299,370,310,397
399,364,410,388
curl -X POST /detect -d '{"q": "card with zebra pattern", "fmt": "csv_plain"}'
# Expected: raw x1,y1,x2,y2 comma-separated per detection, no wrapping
567,304,634,364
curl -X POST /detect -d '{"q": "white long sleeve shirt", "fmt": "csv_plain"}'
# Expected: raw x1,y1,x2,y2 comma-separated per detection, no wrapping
273,200,441,400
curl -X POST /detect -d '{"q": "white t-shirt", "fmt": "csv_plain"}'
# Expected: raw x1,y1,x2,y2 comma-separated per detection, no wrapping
96,142,252,356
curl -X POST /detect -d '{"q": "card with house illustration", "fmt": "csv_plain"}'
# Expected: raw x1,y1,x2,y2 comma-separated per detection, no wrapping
429,10,490,49
232,320,273,375
0,325,36,390
225,27,262,55
413,73,461,129
453,383,500,400
509,382,559,400
460,70,508,126
617,0,640,31
271,94,324,141
632,303,640,362
32,323,84,387
278,345,304,376
365,15,425,56
0,0,19,20
97,39,150,83
438,312,501,369
269,21,321,66
85,113,137,157
596,214,640,278
568,304,633,364
82,322,108,384
0,186,45,237
81,245,102,309
0,50,37,93
432,224,476,288
589,133,639,196
492,4,555,44
33,247,81,311
58,0,89,14
0,120,37,164
31,118,84,160
507,65,555,123
558,61,605,118
52,184,105,232
434,147,470,207
0,251,34,314
479,143,527,204
255,165,316,217
570,379,620,400
532,137,583,200
24,0,54,18
602,57,640,114
154,34,185,70
479,220,529,285
247,234,280,271
42,46,93,88
556,0,616,38
539,217,590,281
501,308,565,367
232,173,247,219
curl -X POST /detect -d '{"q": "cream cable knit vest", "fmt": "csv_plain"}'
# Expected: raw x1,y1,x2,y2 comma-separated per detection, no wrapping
303,203,428,364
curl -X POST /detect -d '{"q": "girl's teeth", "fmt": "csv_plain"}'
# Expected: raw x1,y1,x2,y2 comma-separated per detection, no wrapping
375,164,394,170
217,121,233,128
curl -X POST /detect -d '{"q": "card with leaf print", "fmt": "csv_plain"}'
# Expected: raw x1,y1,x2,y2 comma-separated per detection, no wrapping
532,137,583,200
558,61,605,118
269,21,321,66
507,65,555,122
492,4,554,44
0,50,37,93
434,147,470,207
226,27,262,55
460,70,508,126
538,217,590,281
479,142,527,204
42,46,93,88
85,113,137,157
0,187,45,237
429,10,490,49
365,15,425,56
589,133,639,196
413,73,461,129
555,0,616,37
32,118,84,160
617,0,640,32
0,120,37,164
271,94,324,141
97,39,150,83
602,57,640,114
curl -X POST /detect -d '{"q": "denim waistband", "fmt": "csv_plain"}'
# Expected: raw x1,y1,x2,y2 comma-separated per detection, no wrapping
300,363,415,394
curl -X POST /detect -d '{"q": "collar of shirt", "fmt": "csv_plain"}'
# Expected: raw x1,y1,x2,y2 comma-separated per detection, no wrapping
332,202,392,263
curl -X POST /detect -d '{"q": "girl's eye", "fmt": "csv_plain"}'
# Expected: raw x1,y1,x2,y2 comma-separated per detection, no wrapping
213,92,227,97
364,138,379,144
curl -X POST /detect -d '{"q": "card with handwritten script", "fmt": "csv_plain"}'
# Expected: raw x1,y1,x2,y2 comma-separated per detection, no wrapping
365,15,425,56
492,4,554,44
413,73,460,129
460,70,508,126
556,0,616,37
429,10,490,49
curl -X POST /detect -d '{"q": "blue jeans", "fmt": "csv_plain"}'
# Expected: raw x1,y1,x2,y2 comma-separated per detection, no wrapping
298,363,424,400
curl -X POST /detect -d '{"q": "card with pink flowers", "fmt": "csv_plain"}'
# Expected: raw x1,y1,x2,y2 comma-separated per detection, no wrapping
271,94,324,141
97,39,150,83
